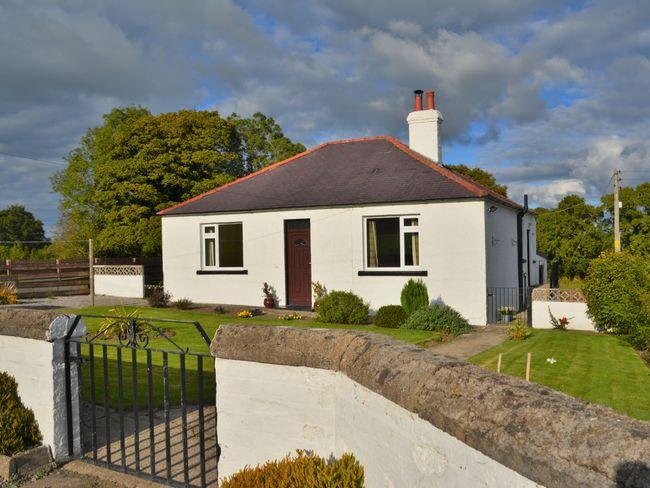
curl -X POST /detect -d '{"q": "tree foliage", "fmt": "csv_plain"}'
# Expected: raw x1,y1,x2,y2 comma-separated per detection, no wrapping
52,108,304,257
536,195,608,279
583,252,649,336
537,184,649,279
0,205,49,260
444,164,508,196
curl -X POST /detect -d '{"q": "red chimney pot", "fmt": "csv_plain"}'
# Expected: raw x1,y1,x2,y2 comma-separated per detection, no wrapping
413,90,423,111
425,90,435,110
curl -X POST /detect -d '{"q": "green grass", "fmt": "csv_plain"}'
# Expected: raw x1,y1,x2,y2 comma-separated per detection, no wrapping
67,306,439,409
469,329,650,420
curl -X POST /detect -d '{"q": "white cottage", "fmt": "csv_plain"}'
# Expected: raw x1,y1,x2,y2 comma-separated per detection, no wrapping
159,90,545,325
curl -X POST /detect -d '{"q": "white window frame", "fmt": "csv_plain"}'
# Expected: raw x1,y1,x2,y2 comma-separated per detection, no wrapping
363,215,421,271
200,222,244,270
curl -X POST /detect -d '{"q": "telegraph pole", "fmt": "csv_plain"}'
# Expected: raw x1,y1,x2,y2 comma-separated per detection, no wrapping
613,168,621,253
89,238,95,306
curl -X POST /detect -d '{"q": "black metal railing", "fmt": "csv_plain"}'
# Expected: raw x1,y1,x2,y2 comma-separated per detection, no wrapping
487,287,532,325
63,315,218,487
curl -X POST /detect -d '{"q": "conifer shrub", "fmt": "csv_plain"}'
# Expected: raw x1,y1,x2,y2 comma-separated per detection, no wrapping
316,291,369,324
400,279,429,315
374,305,408,328
0,372,42,456
401,304,470,335
220,450,364,488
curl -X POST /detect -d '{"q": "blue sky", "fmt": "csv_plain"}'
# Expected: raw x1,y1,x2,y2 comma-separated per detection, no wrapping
1,0,649,235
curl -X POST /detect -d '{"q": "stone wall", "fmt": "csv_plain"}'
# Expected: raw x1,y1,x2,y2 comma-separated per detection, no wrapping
212,324,650,487
0,309,86,461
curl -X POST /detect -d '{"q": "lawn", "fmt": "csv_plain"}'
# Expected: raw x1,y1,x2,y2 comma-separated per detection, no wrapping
66,305,439,409
469,329,650,421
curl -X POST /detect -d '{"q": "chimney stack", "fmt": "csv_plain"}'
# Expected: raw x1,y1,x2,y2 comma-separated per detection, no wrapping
413,90,423,111
407,88,443,163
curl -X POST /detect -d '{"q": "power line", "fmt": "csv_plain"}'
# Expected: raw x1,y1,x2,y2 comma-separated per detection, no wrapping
535,173,615,218
0,151,67,167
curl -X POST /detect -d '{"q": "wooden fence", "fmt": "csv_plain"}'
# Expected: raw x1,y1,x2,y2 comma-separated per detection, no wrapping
0,259,89,298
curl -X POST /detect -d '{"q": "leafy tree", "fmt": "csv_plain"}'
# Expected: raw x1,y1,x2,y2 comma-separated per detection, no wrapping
536,195,607,279
52,107,304,257
444,164,508,196
601,182,649,256
229,112,306,173
0,205,48,259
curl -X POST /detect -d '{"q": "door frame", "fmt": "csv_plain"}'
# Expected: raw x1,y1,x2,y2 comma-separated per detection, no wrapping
284,219,312,310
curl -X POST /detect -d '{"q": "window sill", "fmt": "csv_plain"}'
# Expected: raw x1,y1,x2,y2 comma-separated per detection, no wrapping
196,269,248,275
358,270,427,277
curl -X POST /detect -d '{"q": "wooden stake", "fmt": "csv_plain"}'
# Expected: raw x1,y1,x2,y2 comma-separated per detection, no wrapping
525,352,531,381
497,353,502,373
88,238,95,307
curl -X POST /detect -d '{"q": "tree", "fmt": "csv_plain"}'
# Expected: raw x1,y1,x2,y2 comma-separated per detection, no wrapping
444,164,508,196
52,107,304,257
536,195,608,279
228,112,306,173
0,205,45,243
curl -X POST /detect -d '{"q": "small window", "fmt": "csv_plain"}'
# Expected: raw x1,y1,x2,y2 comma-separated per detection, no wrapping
202,223,243,269
366,216,420,269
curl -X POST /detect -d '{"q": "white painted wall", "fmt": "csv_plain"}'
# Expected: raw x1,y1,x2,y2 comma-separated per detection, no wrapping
484,202,519,289
163,200,489,324
0,319,85,460
407,108,443,163
532,301,596,331
94,273,144,298
216,358,540,487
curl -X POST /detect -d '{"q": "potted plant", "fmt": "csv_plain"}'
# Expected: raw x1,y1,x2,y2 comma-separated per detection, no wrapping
498,306,515,323
262,282,276,308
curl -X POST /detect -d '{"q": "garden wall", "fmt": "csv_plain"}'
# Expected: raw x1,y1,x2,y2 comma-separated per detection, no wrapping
212,324,650,488
0,309,85,461
531,288,596,331
93,265,144,298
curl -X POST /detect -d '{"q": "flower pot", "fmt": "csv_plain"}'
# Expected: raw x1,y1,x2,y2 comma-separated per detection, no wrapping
502,314,513,323
264,297,276,309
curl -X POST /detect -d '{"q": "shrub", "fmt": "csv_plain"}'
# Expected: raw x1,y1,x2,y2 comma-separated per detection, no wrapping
174,298,193,310
374,305,407,328
0,281,18,305
548,308,569,331
627,326,650,351
508,319,532,340
400,279,429,315
278,312,303,320
147,287,171,308
220,450,364,488
401,304,470,335
0,372,42,456
317,291,369,324
582,252,650,335
312,281,327,309
237,310,253,318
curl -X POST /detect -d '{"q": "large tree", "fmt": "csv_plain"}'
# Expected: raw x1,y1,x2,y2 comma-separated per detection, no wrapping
536,195,608,279
52,107,304,257
601,182,649,256
444,164,508,196
0,205,45,243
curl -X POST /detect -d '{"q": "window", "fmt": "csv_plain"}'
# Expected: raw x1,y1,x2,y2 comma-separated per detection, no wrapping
202,223,243,268
366,216,420,268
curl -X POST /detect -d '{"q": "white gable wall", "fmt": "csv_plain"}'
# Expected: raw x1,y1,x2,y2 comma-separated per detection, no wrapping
162,200,489,324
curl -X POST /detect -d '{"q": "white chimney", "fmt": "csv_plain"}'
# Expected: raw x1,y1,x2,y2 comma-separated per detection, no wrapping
407,89,443,163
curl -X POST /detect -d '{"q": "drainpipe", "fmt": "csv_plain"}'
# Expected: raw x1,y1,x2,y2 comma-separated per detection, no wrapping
517,195,529,301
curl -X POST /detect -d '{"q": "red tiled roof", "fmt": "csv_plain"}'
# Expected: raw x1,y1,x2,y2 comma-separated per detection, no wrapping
158,135,522,216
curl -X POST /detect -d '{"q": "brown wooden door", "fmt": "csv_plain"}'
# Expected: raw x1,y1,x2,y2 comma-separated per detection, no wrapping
285,220,311,308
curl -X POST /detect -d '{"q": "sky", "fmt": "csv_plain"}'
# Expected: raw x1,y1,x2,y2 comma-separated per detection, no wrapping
1,0,649,235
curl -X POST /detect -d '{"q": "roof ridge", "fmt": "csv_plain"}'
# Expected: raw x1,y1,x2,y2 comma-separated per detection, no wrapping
383,136,523,210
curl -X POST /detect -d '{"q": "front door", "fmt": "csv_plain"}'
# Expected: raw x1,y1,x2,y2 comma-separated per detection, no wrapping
285,219,311,308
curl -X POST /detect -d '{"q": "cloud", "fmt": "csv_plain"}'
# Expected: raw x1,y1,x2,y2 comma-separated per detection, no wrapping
1,0,649,233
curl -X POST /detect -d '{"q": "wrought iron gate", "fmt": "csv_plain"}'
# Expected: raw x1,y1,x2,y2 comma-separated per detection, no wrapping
64,315,219,487
486,287,533,325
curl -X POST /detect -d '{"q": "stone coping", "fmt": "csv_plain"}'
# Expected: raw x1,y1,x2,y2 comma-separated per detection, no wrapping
212,324,650,488
0,309,85,341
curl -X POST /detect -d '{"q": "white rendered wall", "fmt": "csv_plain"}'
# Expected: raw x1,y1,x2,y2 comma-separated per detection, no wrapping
0,336,55,455
484,202,519,289
94,274,144,298
216,358,540,487
532,301,596,331
163,200,489,324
